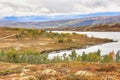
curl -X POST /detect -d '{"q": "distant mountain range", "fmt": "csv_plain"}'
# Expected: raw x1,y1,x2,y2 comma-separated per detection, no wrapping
0,15,120,29
2,12,120,22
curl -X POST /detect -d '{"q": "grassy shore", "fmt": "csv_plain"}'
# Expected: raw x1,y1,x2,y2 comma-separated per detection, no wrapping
0,27,113,53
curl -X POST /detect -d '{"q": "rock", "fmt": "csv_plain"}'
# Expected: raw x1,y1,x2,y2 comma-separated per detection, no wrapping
23,69,31,73
20,76,37,80
102,75,119,80
20,72,27,77
21,66,31,74
41,69,57,75
20,67,31,78
11,78,19,80
9,74,17,77
14,46,21,51
34,69,58,80
75,71,94,76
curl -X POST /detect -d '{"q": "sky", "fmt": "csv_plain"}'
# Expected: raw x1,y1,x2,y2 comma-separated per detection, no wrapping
0,0,120,22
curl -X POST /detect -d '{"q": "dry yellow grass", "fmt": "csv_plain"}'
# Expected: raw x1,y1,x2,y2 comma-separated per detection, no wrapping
0,62,120,80
0,27,112,53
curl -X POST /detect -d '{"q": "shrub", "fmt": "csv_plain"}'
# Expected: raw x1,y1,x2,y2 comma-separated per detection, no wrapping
115,50,120,62
0,49,119,64
69,50,77,61
66,38,72,43
63,53,69,62
72,32,77,35
101,51,115,63
57,38,64,43
81,51,87,62
51,56,62,63
76,55,81,62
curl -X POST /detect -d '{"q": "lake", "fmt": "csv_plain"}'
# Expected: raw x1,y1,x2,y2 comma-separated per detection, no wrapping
49,31,120,58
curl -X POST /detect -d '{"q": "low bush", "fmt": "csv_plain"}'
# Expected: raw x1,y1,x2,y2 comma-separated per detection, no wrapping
0,49,119,64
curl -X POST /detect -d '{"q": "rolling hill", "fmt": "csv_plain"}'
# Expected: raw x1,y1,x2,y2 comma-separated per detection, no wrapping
0,15,120,29
46,23,120,31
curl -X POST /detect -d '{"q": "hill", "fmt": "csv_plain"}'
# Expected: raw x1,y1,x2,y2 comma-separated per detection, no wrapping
0,15,120,29
46,23,120,31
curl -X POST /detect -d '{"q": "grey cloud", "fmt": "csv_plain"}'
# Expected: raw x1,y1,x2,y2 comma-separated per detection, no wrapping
73,0,120,14
0,0,120,17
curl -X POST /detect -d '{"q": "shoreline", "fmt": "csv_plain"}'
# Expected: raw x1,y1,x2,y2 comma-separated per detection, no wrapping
46,30,120,32
42,40,115,54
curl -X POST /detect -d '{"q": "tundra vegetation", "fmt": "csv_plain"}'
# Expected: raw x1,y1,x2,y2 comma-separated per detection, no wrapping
0,27,119,80
0,49,119,64
0,50,120,80
0,27,112,53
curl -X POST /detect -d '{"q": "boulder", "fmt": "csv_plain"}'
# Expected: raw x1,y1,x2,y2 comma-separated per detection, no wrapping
20,76,37,80
34,69,58,80
75,70,94,76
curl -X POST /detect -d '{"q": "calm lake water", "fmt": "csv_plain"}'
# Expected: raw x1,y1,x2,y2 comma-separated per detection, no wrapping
49,31,120,58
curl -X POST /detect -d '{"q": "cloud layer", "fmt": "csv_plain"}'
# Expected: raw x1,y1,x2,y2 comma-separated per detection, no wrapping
0,0,120,17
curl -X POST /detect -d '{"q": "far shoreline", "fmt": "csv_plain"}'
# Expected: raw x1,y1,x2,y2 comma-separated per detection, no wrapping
42,41,115,54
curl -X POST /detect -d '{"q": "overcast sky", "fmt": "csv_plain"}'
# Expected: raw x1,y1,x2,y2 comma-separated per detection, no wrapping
0,0,120,17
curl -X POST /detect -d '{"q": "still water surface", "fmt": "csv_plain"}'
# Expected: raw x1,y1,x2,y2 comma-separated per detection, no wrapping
49,31,120,58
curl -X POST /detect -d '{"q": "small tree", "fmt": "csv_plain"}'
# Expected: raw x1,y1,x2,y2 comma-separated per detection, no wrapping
97,49,101,56
51,56,62,63
101,51,115,63
109,51,115,62
41,53,49,64
63,53,69,62
81,51,87,62
101,55,111,63
69,50,77,61
58,38,64,43
66,38,72,43
5,49,19,63
76,55,81,62
72,32,77,35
